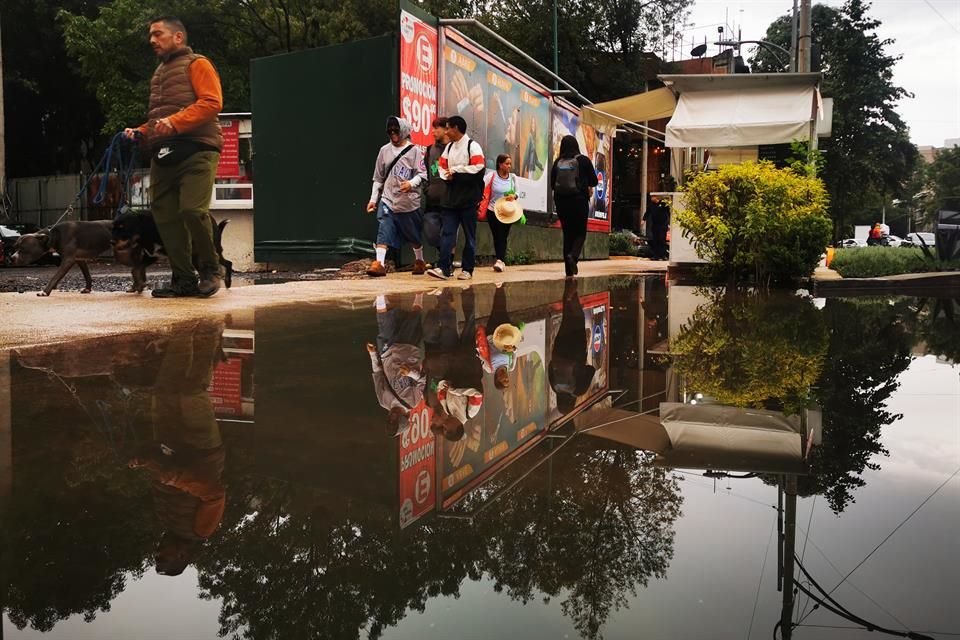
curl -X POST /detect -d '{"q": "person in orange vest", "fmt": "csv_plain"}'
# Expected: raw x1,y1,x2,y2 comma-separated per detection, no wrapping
867,222,883,246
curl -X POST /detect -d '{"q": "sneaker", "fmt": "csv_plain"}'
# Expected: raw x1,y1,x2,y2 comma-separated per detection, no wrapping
427,267,450,280
457,271,472,280
367,260,387,277
412,259,427,275
493,260,505,272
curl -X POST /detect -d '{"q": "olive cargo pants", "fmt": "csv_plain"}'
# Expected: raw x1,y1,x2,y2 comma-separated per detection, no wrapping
150,150,221,282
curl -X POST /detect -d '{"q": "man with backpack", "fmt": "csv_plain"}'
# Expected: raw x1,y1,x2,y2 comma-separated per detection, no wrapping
423,116,456,266
366,116,428,277
427,116,486,281
551,135,598,277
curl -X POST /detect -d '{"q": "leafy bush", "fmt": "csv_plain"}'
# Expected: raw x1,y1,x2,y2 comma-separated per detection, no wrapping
609,232,639,256
505,250,535,265
830,246,960,278
678,162,831,284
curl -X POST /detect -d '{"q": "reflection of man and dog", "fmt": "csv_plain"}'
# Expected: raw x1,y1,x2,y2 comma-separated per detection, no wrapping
367,282,606,503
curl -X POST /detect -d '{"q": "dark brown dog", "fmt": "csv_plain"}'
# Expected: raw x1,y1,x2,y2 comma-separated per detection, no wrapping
11,220,114,296
112,212,233,293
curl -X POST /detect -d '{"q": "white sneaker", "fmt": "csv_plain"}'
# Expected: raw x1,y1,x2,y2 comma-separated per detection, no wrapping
427,268,450,280
493,260,505,272
457,271,472,280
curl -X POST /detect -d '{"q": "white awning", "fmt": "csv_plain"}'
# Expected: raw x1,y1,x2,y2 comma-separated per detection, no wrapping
665,85,816,148
581,87,677,129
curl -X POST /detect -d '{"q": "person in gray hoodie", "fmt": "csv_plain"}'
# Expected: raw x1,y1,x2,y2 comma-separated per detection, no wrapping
365,116,428,277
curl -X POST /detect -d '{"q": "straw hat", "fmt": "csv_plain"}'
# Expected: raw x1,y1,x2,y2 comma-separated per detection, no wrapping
492,323,522,351
494,197,524,224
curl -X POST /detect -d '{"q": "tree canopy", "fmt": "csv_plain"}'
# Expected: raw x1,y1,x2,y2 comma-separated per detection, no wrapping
751,0,918,237
5,0,691,177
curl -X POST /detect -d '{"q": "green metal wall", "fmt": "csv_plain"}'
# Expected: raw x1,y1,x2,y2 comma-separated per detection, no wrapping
252,35,398,262
250,30,609,263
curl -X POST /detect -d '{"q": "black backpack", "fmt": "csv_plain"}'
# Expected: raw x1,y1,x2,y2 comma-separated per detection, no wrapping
554,156,580,195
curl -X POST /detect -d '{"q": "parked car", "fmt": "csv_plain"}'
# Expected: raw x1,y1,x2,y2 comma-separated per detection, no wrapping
838,238,866,248
906,232,936,248
885,234,908,248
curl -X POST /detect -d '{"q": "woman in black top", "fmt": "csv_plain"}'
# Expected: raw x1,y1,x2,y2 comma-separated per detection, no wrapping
551,135,598,277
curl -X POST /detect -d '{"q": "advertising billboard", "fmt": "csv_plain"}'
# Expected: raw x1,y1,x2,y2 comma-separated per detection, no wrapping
399,10,439,146
441,32,552,214
551,102,614,232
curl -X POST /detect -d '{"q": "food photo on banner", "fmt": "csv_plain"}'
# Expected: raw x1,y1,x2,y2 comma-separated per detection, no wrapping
442,32,551,214
551,103,614,231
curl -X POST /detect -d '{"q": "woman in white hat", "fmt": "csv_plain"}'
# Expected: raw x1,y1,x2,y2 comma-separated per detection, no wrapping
478,154,521,272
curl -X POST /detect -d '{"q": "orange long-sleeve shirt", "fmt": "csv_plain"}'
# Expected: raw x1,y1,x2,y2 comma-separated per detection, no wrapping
138,57,223,136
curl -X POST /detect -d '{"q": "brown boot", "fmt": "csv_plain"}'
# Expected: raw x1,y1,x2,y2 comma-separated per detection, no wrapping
367,260,387,277
412,259,427,275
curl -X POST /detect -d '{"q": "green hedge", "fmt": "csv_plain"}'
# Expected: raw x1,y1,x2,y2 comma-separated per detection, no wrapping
831,247,960,278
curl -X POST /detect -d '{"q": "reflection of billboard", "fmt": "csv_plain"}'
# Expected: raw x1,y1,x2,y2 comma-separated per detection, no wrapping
399,10,438,146
398,399,436,529
546,292,610,425
210,329,255,421
441,32,551,214
437,318,548,508
551,102,614,232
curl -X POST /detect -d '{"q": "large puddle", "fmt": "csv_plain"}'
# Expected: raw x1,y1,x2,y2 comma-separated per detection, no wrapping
0,276,957,639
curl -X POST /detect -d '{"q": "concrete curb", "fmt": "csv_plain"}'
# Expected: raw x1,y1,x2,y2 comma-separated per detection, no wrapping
0,259,666,350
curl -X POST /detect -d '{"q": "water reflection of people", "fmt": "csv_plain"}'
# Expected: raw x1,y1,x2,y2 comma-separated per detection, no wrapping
423,288,483,445
476,285,522,392
367,294,425,433
127,321,226,576
549,280,597,415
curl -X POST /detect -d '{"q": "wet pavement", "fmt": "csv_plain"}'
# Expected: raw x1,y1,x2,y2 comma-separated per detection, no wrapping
0,277,957,639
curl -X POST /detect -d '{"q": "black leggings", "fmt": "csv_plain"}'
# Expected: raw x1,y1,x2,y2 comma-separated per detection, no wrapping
487,211,512,262
556,197,588,276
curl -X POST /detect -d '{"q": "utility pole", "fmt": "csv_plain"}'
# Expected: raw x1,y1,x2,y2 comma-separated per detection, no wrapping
790,0,799,72
798,0,812,73
0,14,6,197
552,0,559,90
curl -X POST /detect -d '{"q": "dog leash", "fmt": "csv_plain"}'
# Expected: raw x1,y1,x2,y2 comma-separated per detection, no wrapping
51,131,141,227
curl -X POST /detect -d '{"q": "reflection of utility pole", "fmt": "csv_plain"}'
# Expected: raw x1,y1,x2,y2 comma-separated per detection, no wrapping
780,475,798,639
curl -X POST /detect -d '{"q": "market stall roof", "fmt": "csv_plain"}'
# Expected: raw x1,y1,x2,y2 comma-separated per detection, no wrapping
658,73,823,148
581,87,677,129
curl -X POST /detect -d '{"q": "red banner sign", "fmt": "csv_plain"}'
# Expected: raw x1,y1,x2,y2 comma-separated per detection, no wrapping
217,119,241,178
398,400,436,528
399,10,438,146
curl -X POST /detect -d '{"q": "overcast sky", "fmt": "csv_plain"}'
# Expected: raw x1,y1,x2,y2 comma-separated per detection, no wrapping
678,0,960,146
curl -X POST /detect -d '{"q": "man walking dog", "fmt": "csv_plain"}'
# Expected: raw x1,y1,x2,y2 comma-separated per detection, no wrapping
124,15,224,298
366,117,428,277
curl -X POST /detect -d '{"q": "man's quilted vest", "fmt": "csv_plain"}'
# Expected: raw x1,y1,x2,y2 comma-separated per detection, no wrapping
147,47,223,151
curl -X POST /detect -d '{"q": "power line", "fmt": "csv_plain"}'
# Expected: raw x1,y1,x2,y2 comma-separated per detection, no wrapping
922,0,960,34
799,464,960,625
747,520,777,640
